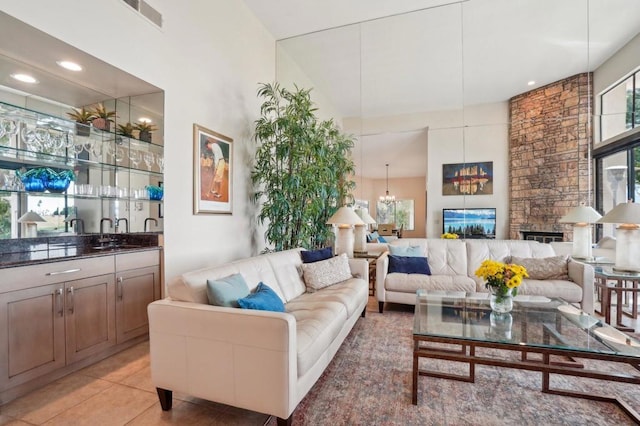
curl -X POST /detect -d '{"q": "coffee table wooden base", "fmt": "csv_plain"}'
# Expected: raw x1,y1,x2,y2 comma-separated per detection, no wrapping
412,335,640,422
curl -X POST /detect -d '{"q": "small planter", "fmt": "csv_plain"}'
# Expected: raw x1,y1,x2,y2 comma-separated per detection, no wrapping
92,118,111,132
75,123,91,137
139,130,152,143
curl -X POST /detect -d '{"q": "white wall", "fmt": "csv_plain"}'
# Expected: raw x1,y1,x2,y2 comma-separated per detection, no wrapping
344,101,509,239
0,0,276,280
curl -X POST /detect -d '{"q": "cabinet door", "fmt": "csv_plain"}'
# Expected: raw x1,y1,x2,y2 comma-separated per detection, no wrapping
0,284,65,391
116,265,160,344
65,274,116,364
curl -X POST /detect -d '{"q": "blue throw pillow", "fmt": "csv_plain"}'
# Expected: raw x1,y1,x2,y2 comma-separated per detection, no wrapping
301,246,333,263
389,245,423,257
378,235,387,243
388,255,431,275
237,282,286,312
206,273,250,308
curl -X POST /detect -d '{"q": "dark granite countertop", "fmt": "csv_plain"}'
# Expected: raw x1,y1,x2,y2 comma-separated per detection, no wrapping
0,234,162,269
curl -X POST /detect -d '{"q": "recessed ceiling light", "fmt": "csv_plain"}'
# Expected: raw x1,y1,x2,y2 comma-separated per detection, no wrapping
56,60,83,71
138,117,152,123
11,73,38,84
527,80,536,86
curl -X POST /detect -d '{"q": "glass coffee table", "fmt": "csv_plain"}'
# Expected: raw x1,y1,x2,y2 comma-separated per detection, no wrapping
412,290,640,421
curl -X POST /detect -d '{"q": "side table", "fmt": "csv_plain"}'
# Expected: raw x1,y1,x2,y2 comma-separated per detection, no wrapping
354,251,382,296
594,267,640,332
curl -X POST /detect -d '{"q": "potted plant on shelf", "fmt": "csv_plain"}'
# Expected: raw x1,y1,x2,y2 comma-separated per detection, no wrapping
134,121,157,143
66,107,95,136
90,104,117,132
116,122,135,138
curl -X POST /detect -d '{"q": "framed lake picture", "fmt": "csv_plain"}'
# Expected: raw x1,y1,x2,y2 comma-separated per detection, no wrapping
442,161,493,196
193,123,233,214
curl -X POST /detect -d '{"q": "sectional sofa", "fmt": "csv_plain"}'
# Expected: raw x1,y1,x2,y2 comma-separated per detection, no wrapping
376,238,595,314
147,248,369,425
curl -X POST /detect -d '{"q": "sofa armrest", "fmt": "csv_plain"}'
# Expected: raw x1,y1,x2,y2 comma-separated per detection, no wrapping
348,258,369,282
567,260,595,314
376,252,390,301
148,299,297,419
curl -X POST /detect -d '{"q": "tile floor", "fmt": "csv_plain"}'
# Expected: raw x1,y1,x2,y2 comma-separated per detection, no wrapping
0,341,270,426
1,296,637,425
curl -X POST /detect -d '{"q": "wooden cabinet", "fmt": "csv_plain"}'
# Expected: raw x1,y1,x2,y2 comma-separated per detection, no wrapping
115,251,161,344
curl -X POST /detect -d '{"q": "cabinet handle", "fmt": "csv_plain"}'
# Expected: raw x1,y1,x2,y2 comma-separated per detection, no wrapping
45,268,81,276
117,277,123,300
68,286,75,314
55,288,63,317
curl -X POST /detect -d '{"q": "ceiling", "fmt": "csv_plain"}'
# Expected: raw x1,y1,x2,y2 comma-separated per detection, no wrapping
243,0,640,179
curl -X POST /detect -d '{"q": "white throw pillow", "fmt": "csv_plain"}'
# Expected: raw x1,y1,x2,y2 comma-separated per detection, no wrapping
302,253,353,292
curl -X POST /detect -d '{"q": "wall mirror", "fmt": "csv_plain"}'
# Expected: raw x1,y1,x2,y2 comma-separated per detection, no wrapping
0,11,164,239
276,0,640,239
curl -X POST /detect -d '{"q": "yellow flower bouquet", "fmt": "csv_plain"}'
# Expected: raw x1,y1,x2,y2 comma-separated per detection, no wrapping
475,259,528,303
441,232,459,239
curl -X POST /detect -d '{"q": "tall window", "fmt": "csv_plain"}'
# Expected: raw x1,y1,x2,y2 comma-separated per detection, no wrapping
601,71,640,141
376,199,414,231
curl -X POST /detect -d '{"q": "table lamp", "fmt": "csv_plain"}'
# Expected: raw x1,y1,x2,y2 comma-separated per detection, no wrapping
354,208,376,253
18,211,46,238
596,201,640,272
559,204,602,260
326,206,365,257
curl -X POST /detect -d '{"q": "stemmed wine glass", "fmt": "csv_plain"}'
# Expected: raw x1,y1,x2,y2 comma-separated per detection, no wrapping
143,152,155,170
156,154,165,173
129,149,141,169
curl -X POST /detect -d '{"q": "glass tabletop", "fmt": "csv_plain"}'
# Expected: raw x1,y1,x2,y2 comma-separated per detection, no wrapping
594,266,640,280
413,290,640,358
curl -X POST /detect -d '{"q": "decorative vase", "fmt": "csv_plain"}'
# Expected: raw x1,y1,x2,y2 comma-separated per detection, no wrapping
489,311,513,340
489,287,514,313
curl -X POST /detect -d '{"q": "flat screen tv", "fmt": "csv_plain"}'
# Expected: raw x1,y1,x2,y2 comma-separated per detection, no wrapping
442,208,496,239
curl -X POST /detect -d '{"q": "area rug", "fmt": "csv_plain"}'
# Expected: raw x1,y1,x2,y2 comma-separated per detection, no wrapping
267,304,640,426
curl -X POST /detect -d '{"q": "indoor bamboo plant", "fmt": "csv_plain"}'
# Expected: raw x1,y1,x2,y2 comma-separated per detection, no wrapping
252,82,355,252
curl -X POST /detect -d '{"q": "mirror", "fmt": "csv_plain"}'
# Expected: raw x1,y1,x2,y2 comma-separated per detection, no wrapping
0,11,164,238
276,0,640,240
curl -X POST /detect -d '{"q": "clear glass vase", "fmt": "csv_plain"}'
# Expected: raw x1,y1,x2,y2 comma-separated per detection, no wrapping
489,287,513,313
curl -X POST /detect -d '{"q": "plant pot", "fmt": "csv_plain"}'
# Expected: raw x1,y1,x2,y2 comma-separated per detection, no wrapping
92,118,111,132
139,130,152,143
75,123,91,137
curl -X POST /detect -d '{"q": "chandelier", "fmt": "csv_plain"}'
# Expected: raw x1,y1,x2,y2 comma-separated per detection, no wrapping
379,163,395,205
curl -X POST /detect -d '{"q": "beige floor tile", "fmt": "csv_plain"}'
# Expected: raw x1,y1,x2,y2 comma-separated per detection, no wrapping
0,417,31,426
119,366,154,394
42,384,156,426
1,374,113,424
79,343,150,383
128,399,218,425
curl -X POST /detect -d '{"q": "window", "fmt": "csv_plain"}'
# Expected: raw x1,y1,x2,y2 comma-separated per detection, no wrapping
376,199,414,231
600,72,640,141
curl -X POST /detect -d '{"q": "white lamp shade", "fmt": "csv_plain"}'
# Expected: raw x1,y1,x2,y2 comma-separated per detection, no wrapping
559,205,601,224
597,202,640,225
326,206,365,226
355,208,376,225
18,211,46,223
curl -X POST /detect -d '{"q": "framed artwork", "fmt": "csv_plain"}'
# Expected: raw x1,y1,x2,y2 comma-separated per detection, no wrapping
442,161,493,196
193,123,233,214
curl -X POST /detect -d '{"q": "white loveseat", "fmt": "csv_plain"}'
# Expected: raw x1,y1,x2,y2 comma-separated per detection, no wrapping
148,248,369,425
376,238,595,314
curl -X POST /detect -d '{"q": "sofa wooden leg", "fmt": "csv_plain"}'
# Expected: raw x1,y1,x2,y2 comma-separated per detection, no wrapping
361,307,366,317
378,301,384,313
277,414,292,426
156,387,173,411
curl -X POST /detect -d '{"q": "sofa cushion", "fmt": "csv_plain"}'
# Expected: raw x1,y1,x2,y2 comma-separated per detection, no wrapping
386,273,476,293
264,249,307,302
508,255,569,280
390,239,468,276
518,279,582,303
388,255,431,275
287,278,367,318
285,299,347,377
206,273,250,308
237,282,285,312
301,247,333,263
302,253,352,291
389,245,423,257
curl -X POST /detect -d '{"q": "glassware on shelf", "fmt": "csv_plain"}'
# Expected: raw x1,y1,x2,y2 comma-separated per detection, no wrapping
146,185,163,200
143,152,155,170
129,149,141,169
115,146,126,163
156,154,165,173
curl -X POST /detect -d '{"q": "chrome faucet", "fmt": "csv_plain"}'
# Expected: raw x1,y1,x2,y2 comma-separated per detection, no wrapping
144,217,158,232
100,218,113,235
69,218,84,234
116,218,129,233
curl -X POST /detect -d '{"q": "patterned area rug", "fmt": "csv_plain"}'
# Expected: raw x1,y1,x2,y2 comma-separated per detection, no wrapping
268,304,640,426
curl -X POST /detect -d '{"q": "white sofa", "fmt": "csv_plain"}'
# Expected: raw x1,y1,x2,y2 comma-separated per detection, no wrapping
148,248,369,425
376,238,595,314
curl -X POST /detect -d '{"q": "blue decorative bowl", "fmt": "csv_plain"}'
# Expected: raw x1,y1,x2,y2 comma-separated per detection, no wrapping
45,176,71,193
146,185,163,201
20,176,45,192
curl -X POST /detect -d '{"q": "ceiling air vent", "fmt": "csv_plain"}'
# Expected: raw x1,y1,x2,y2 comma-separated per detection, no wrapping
122,0,163,28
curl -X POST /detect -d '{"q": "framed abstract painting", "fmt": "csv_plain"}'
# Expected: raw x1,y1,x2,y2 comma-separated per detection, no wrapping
442,161,493,196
